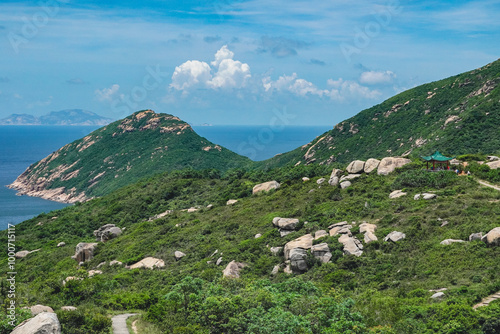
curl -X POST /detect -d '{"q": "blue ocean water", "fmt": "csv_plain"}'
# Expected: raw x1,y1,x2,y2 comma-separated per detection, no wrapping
0,126,100,230
193,125,331,161
0,125,331,230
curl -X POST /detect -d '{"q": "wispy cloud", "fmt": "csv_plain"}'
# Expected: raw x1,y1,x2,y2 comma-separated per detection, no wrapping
257,36,309,58
95,84,120,102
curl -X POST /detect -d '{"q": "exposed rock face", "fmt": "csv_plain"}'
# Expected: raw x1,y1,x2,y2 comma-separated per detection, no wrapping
284,234,314,260
329,224,352,237
389,190,407,199
487,160,500,169
11,312,61,334
61,306,77,311
314,230,328,240
129,257,165,269
316,178,326,184
56,242,65,247
482,227,500,246
289,248,309,272
347,160,365,174
30,305,54,315
360,222,378,243
222,261,247,278
273,217,299,230
384,231,406,242
440,239,465,245
93,224,122,242
338,234,363,257
311,243,332,263
431,292,445,299
252,181,280,194
364,158,381,173
469,232,483,241
414,193,437,200
377,157,411,175
328,168,343,186
88,270,102,277
71,243,98,263
340,174,361,182
271,264,281,275
174,251,186,260
226,199,238,205
340,181,352,189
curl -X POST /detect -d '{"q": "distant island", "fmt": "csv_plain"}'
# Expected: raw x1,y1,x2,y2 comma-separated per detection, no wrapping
0,109,114,126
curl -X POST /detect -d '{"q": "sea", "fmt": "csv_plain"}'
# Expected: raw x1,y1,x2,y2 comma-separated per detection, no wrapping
0,125,331,230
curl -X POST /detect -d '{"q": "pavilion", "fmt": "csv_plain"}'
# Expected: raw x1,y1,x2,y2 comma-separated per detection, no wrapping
421,151,454,170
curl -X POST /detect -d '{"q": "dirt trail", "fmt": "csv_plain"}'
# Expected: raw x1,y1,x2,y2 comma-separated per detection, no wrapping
473,291,500,309
477,179,500,191
112,313,138,334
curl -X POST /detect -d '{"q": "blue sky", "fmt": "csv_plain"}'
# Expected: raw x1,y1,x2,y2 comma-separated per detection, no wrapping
0,0,499,125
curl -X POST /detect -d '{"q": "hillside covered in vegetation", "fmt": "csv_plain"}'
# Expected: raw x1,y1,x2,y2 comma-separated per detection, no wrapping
2,161,500,333
259,58,500,168
8,110,252,203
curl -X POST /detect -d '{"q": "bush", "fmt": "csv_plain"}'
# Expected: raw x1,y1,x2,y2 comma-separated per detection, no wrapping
392,170,457,189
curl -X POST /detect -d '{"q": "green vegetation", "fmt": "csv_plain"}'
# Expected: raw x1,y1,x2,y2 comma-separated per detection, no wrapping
259,58,500,168
1,163,499,333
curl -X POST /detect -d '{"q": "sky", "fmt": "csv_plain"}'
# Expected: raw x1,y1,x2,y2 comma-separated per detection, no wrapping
0,0,499,125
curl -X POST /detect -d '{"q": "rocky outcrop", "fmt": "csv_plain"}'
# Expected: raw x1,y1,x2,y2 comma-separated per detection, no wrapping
222,261,247,278
252,181,280,194
469,232,483,241
314,230,328,240
328,168,343,186
30,305,54,315
359,222,378,243
389,190,407,199
346,160,365,174
56,242,65,247
338,234,363,257
273,217,300,237
71,243,98,263
340,181,352,189
289,248,308,272
440,239,465,245
486,160,500,169
377,157,411,175
431,292,445,299
174,251,186,260
129,257,165,269
60,306,77,311
62,276,83,286
93,224,122,242
15,249,40,259
384,231,406,242
482,227,500,246
316,178,326,184
11,312,61,334
311,243,332,263
340,174,361,182
329,222,352,237
364,158,380,173
284,234,313,260
226,199,238,205
270,247,282,256
148,209,174,221
88,270,102,277
414,193,437,200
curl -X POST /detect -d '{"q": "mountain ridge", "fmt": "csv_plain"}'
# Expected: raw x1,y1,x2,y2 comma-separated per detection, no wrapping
8,110,252,203
258,58,500,168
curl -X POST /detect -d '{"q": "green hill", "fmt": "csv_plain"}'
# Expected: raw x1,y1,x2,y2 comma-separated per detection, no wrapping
8,110,252,203
258,59,500,169
1,163,499,333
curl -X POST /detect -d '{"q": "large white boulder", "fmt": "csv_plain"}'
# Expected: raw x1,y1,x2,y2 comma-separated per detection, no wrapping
222,261,247,278
377,157,411,175
482,227,500,246
252,181,280,194
346,160,365,174
284,234,314,260
11,312,61,334
129,257,165,269
384,231,406,242
71,243,98,263
364,158,381,173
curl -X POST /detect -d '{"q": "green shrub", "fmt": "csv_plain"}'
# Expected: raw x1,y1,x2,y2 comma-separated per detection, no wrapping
392,170,457,189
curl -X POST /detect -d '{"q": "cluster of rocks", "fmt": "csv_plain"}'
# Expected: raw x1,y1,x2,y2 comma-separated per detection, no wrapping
439,227,500,246
93,224,122,242
269,216,408,274
327,157,411,190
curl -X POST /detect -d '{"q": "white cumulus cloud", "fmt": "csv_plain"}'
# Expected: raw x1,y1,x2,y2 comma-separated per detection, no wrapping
170,45,251,91
327,78,381,101
95,84,120,102
359,70,396,85
263,73,327,97
170,60,212,90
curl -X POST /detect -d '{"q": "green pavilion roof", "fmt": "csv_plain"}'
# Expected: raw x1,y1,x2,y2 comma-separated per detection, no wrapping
421,151,454,162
